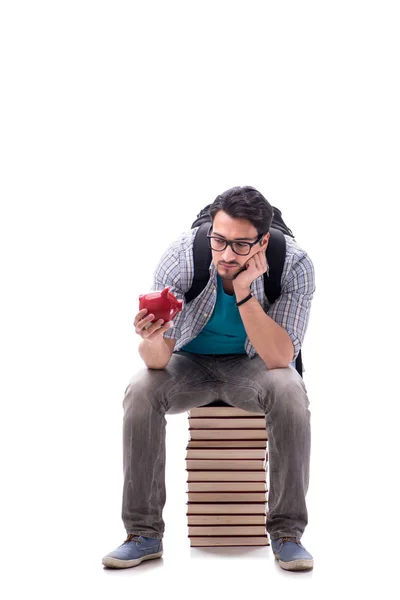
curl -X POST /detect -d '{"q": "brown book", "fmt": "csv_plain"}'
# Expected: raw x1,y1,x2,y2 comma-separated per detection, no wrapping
186,459,266,470
189,525,266,536
186,448,266,460
189,418,266,429
187,514,266,525
190,537,269,547
187,470,266,482
187,503,266,514
187,491,267,502
187,482,267,492
189,428,268,440
187,440,267,448
189,407,265,418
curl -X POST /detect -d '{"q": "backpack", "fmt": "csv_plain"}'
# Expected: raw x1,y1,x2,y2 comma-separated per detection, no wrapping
183,204,304,379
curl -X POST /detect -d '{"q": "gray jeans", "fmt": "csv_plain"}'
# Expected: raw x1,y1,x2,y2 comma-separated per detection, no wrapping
121,351,311,541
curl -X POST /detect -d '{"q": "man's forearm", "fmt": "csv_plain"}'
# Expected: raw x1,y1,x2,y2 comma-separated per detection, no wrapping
235,285,294,369
138,337,172,369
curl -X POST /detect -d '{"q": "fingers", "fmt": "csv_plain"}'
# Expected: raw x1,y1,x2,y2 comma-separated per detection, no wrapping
134,308,148,327
134,309,172,339
141,320,172,339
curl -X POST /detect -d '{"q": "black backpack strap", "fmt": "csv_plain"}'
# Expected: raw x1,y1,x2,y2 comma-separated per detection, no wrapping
184,222,212,303
295,351,303,378
265,228,304,378
264,227,286,304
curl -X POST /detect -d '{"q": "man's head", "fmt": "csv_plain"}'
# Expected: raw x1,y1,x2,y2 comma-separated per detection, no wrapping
208,186,273,282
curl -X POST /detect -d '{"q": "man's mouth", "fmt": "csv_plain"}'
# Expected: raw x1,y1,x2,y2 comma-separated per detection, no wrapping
220,263,237,269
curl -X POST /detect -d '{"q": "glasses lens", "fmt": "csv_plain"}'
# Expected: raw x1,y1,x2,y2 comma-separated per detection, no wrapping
209,236,251,255
232,242,251,255
209,238,226,251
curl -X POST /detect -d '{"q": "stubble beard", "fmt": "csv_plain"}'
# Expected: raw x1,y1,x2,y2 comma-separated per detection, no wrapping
217,263,245,281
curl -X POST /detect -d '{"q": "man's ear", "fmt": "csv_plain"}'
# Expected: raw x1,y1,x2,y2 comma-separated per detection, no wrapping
261,232,270,248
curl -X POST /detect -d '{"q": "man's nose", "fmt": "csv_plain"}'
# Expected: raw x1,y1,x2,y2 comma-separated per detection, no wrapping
221,245,238,262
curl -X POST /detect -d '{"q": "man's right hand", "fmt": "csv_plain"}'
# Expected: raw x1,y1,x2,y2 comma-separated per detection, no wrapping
134,308,172,341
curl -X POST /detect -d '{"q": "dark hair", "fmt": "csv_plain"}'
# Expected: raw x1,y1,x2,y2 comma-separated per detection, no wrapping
209,186,273,236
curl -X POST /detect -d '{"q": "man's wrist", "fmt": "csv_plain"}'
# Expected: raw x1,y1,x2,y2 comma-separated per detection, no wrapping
233,285,252,303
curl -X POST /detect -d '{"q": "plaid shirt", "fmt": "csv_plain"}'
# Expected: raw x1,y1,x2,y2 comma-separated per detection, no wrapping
150,226,315,370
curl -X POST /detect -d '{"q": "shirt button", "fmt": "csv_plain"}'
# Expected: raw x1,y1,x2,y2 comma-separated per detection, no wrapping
203,313,209,317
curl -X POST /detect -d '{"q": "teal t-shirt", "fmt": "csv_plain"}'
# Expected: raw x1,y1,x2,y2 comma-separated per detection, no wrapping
180,274,247,354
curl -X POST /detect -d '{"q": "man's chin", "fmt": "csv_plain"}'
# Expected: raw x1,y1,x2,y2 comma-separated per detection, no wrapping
217,264,242,280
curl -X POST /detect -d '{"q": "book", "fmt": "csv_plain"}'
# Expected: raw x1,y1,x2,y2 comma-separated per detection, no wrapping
189,525,266,536
186,459,267,470
187,482,267,492
186,503,267,514
187,440,267,448
189,418,266,429
190,537,269,547
187,514,266,525
188,407,265,418
186,448,266,460
187,470,266,482
189,428,268,440
187,492,268,502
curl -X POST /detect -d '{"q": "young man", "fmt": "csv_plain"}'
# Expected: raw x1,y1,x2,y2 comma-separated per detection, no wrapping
102,186,316,571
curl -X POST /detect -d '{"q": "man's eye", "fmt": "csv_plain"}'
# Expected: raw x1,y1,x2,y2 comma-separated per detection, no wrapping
236,242,249,248
214,238,225,243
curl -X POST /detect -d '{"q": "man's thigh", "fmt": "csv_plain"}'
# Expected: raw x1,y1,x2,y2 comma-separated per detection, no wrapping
125,352,222,416
214,354,308,414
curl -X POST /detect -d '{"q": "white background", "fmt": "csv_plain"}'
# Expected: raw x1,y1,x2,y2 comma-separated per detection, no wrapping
1,1,399,598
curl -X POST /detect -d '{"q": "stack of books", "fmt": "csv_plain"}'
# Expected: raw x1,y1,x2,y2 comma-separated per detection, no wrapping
186,402,269,547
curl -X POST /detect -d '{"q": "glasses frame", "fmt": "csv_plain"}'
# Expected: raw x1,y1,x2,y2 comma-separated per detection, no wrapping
206,224,266,256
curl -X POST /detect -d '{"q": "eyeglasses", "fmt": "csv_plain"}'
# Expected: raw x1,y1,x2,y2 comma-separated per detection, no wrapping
206,225,265,256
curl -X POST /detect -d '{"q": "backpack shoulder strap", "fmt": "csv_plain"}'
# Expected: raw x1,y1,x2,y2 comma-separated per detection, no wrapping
264,227,286,304
264,228,304,378
184,222,212,303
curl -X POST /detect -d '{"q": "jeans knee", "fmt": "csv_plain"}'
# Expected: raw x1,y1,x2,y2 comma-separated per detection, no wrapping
122,371,167,418
261,367,310,414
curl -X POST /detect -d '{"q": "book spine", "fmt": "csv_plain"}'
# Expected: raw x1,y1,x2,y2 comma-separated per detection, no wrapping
187,491,268,502
189,525,266,536
186,503,267,514
186,449,266,460
187,514,266,525
186,459,267,470
189,418,266,429
187,482,267,492
187,470,267,482
189,537,269,547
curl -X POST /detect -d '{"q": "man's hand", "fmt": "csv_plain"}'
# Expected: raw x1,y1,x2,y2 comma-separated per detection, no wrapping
232,248,269,291
134,309,172,341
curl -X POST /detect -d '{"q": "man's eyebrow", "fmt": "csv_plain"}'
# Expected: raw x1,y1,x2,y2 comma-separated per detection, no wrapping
212,231,256,241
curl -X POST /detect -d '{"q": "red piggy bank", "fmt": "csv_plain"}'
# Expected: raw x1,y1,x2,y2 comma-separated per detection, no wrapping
138,286,183,323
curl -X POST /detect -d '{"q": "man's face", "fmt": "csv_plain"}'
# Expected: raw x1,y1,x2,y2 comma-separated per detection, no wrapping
210,210,270,281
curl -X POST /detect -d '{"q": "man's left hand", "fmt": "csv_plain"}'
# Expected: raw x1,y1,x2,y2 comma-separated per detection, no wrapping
232,249,269,291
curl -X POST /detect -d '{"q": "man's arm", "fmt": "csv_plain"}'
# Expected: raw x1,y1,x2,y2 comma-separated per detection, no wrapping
137,236,187,369
234,288,295,369
139,336,177,370
233,248,315,369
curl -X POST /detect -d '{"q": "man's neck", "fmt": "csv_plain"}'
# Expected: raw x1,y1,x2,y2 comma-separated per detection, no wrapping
222,280,234,295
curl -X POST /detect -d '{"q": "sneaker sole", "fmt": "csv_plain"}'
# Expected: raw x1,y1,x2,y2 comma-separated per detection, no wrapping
102,550,163,569
273,552,313,571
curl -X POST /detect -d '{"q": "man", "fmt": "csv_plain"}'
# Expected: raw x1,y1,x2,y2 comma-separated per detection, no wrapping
102,186,316,572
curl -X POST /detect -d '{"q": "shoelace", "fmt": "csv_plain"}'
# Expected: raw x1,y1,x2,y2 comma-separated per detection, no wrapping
124,534,142,544
280,536,302,547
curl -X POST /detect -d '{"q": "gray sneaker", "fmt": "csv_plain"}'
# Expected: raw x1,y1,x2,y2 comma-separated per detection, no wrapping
102,534,163,569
